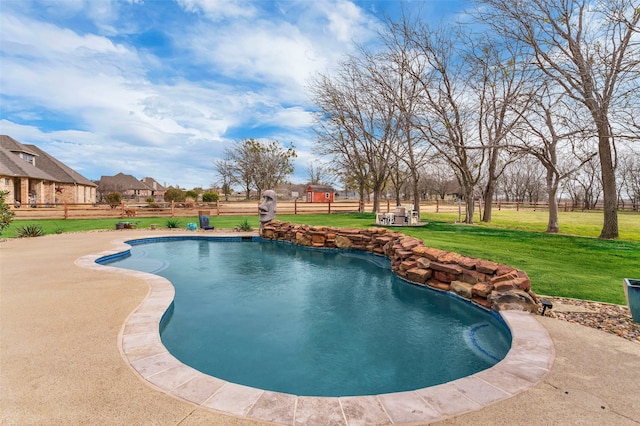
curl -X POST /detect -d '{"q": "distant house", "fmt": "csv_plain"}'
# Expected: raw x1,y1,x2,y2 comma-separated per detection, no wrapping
0,135,96,205
141,177,166,201
306,184,335,203
97,173,166,202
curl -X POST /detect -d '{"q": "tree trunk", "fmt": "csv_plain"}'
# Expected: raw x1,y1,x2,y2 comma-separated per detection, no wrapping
546,169,559,233
412,173,421,215
372,190,380,214
596,126,619,239
482,179,495,223
464,187,475,224
358,181,366,212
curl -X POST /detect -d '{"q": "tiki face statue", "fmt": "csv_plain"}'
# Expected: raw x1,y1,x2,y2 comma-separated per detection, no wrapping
258,190,277,225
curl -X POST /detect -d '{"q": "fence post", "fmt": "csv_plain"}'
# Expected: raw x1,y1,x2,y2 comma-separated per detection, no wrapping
328,201,331,214
436,199,439,213
64,201,68,220
516,202,519,212
294,198,298,214
121,201,125,218
171,200,175,217
216,200,220,216
387,199,390,213
498,201,501,211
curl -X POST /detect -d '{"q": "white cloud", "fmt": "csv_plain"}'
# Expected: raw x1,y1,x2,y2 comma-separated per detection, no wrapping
322,0,377,42
0,1,389,188
177,0,257,20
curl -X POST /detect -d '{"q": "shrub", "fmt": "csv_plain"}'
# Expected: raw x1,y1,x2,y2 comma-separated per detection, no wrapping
166,218,181,229
16,224,44,238
104,192,122,209
0,190,15,237
185,190,199,200
164,188,185,203
235,219,252,232
145,197,155,203
202,191,219,202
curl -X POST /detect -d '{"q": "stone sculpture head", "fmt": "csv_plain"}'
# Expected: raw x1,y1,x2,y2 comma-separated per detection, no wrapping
258,190,277,226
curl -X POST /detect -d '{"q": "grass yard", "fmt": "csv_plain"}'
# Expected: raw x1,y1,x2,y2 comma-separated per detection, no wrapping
2,210,638,305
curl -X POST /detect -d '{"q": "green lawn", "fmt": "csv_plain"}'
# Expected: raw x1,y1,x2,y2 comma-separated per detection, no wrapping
3,211,639,305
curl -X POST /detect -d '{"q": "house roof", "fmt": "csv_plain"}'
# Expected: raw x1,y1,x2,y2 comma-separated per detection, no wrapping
0,135,96,186
0,146,56,180
25,144,97,187
0,135,39,156
141,177,166,191
307,184,335,192
98,173,153,191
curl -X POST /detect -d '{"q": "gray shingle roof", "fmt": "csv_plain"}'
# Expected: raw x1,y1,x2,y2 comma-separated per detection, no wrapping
25,144,96,186
98,173,153,191
0,135,39,156
141,177,166,191
0,135,96,185
0,143,58,181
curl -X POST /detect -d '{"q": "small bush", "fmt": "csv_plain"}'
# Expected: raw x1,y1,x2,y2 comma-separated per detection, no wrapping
0,190,15,237
202,191,219,202
166,218,181,229
145,197,155,203
164,188,185,203
16,224,44,238
104,192,122,209
235,219,252,232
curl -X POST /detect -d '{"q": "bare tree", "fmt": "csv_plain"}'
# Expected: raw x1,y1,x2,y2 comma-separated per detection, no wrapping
310,55,402,212
306,162,334,186
563,157,603,210
224,139,296,200
478,0,640,238
225,140,256,200
420,159,460,200
251,140,297,195
512,84,597,232
383,18,486,223
463,34,536,223
618,151,640,210
372,20,433,214
213,156,234,201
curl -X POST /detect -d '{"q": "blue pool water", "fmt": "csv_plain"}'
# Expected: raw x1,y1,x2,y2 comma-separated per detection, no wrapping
103,237,511,397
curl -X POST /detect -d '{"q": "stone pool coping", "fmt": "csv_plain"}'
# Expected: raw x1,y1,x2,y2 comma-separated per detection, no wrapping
76,234,554,425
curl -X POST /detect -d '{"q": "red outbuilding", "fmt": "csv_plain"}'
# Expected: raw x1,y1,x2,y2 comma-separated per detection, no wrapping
306,185,335,203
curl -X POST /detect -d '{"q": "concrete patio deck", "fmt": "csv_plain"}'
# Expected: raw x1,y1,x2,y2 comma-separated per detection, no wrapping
2,230,639,425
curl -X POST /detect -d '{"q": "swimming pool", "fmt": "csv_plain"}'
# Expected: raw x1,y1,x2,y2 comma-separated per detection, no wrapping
100,236,511,397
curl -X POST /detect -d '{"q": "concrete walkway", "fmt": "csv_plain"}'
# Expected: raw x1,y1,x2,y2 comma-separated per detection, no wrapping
2,231,639,425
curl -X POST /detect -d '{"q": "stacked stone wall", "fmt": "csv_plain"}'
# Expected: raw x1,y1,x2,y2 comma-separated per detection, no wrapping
261,221,539,313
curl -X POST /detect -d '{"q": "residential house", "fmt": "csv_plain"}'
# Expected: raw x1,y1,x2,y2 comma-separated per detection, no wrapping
140,177,166,201
97,173,152,203
96,174,167,203
0,135,96,205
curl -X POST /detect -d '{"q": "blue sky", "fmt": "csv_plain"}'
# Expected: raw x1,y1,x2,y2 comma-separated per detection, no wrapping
0,0,468,189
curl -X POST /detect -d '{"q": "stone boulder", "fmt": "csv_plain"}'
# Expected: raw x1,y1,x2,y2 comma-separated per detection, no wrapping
450,280,474,299
335,235,353,249
487,289,538,313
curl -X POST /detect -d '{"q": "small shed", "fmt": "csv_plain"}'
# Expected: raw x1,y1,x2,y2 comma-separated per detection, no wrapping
306,185,335,203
